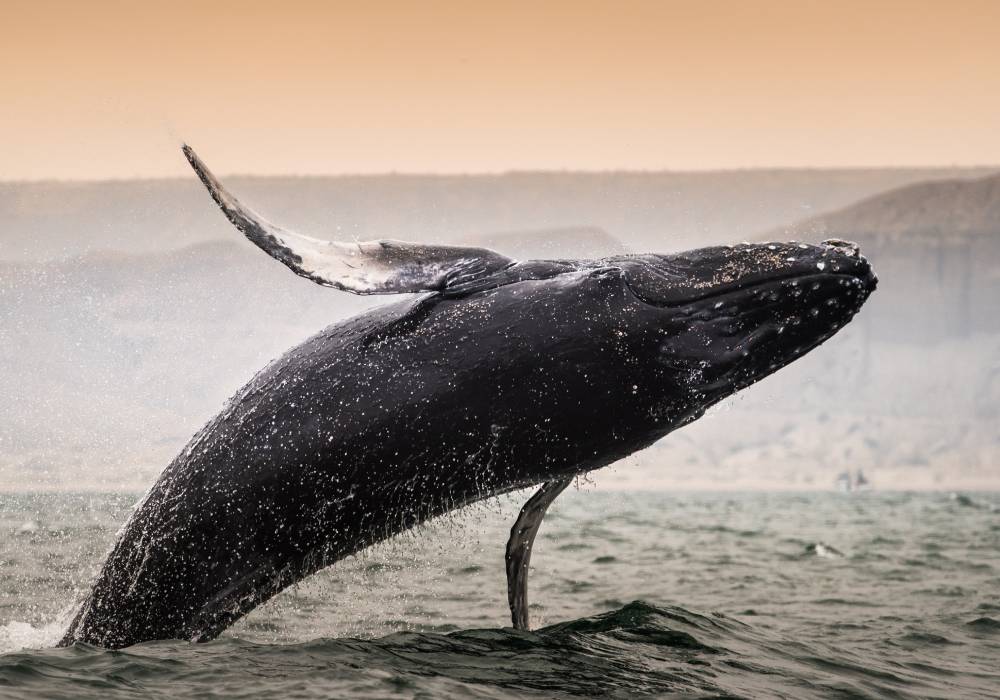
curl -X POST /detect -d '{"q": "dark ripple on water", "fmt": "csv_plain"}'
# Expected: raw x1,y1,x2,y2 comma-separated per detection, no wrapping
0,602,924,699
1,491,999,698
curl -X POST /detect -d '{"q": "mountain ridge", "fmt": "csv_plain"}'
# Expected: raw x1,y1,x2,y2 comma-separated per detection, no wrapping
769,172,1000,241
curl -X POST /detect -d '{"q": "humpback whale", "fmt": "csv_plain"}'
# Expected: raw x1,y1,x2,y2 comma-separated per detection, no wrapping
60,146,876,648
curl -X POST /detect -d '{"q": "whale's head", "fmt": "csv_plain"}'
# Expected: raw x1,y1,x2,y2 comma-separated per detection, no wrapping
615,239,877,406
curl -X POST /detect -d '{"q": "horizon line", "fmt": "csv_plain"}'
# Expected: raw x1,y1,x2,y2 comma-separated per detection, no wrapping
3,163,999,186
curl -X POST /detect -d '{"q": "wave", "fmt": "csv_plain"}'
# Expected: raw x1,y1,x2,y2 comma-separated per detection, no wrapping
0,602,731,698
2,601,993,699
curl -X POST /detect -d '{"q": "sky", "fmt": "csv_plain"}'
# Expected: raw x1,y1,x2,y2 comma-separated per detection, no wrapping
2,0,999,179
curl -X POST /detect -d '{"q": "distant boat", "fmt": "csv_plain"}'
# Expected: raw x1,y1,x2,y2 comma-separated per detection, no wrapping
854,469,872,491
835,469,873,493
835,471,852,492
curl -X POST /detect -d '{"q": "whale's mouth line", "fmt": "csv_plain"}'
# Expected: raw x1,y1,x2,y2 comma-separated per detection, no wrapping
712,270,874,304
627,268,876,309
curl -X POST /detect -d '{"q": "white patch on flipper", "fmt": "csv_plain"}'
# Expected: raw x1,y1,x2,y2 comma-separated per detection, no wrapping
182,145,514,294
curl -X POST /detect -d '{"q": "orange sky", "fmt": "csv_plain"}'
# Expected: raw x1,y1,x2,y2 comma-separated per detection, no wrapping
2,0,999,179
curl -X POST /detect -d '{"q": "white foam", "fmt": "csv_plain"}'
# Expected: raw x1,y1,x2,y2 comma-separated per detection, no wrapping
16,520,39,534
0,619,64,653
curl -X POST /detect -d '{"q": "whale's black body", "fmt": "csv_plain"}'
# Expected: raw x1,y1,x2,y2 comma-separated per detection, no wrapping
60,148,876,649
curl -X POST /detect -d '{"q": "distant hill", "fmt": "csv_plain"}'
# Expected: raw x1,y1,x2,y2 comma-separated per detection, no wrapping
774,172,1000,241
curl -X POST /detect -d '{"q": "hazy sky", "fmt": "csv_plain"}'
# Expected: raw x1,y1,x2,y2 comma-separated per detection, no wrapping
3,0,999,179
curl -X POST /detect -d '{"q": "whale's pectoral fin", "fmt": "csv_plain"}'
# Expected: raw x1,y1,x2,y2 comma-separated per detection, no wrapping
182,145,515,295
505,476,573,630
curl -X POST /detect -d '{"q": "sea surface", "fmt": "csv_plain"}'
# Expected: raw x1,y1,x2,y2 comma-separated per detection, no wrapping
1,490,998,698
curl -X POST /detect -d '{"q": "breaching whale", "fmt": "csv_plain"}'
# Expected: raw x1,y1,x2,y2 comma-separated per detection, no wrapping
60,146,876,648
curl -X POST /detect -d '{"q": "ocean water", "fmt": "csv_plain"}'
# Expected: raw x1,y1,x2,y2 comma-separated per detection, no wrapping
1,489,998,698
